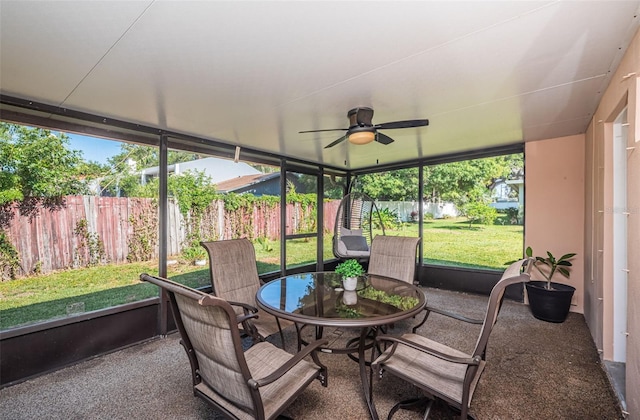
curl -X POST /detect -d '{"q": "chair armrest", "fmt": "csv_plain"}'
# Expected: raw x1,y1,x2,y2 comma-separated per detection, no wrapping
227,301,259,332
427,306,484,324
236,313,258,324
228,301,258,314
412,305,483,333
247,338,329,389
375,334,481,367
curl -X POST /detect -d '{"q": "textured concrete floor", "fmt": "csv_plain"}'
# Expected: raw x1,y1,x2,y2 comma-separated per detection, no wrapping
0,288,623,419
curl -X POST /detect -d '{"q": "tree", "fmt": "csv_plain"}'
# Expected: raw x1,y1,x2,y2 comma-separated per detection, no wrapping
100,144,202,197
106,143,201,171
77,160,110,179
352,155,522,224
424,154,522,207
0,123,87,226
358,168,419,201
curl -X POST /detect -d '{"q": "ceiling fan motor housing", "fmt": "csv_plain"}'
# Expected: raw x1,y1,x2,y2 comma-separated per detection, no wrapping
348,107,374,128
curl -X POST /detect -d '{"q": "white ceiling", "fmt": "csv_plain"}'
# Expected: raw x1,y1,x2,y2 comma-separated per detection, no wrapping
1,1,639,170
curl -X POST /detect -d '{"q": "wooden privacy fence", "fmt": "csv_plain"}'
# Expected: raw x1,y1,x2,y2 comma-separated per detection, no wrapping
4,196,340,277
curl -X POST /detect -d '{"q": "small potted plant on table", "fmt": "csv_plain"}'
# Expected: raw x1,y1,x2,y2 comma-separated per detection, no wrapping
525,246,576,323
335,259,364,291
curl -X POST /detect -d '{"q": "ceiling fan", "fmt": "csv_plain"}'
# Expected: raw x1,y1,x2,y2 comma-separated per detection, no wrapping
299,107,429,149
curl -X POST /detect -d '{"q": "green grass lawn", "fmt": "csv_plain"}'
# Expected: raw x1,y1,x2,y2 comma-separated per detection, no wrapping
374,216,522,269
422,217,523,269
0,217,522,330
0,240,329,329
0,260,209,330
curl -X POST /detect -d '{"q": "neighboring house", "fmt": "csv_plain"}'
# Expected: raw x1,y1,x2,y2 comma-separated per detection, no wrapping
490,178,524,210
139,157,261,185
139,157,304,196
215,172,309,196
215,172,281,196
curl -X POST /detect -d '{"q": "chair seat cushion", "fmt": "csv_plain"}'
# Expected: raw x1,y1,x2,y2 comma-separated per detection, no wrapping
374,333,485,408
251,308,295,339
341,235,369,251
195,342,321,419
247,342,322,418
337,247,370,258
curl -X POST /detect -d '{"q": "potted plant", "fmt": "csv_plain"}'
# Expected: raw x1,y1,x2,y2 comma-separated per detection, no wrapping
524,246,577,323
335,259,364,291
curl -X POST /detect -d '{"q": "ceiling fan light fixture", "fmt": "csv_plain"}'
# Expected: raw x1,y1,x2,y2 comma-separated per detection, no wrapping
348,131,375,145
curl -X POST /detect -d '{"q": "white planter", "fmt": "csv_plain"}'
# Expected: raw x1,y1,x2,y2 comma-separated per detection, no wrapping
342,290,358,305
343,276,358,291
194,259,207,266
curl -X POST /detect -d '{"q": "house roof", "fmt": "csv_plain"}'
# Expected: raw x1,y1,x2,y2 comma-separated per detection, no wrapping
1,2,639,170
215,173,279,193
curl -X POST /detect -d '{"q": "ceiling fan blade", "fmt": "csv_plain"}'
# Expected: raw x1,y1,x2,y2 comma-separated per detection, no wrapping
375,132,395,145
299,128,347,133
375,119,429,130
324,134,348,149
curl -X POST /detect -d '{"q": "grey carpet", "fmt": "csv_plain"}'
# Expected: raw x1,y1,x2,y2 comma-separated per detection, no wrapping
0,288,623,419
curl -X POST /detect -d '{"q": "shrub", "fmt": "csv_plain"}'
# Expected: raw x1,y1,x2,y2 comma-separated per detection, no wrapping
73,219,106,267
462,202,498,227
182,244,206,263
505,207,520,224
255,237,274,252
0,231,20,280
375,208,400,230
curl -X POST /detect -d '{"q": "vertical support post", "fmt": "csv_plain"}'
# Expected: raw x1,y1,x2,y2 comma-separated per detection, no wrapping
280,159,287,275
158,134,169,335
418,165,424,267
317,168,324,271
346,172,354,195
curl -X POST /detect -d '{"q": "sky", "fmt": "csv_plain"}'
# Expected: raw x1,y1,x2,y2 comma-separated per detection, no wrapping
66,133,123,165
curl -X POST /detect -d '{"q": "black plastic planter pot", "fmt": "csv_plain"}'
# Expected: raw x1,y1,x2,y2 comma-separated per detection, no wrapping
525,281,576,323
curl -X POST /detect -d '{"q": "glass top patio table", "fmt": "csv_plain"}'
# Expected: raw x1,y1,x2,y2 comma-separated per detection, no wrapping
256,271,426,329
256,271,426,420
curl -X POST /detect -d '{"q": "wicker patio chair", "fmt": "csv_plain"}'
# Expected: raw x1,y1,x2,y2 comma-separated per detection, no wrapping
201,238,295,347
140,273,328,420
371,258,532,419
367,235,420,284
332,192,386,261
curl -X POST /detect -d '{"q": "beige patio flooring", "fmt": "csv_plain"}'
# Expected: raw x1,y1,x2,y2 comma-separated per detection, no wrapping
0,287,623,419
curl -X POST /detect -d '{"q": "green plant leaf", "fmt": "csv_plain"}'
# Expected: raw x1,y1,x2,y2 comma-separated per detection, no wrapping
546,251,555,264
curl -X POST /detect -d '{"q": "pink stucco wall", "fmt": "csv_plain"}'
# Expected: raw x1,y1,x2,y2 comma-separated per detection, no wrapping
588,25,640,416
525,134,585,314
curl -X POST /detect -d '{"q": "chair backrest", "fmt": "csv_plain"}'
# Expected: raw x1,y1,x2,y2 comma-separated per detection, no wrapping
367,235,420,284
140,274,260,413
472,258,532,359
201,238,261,315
